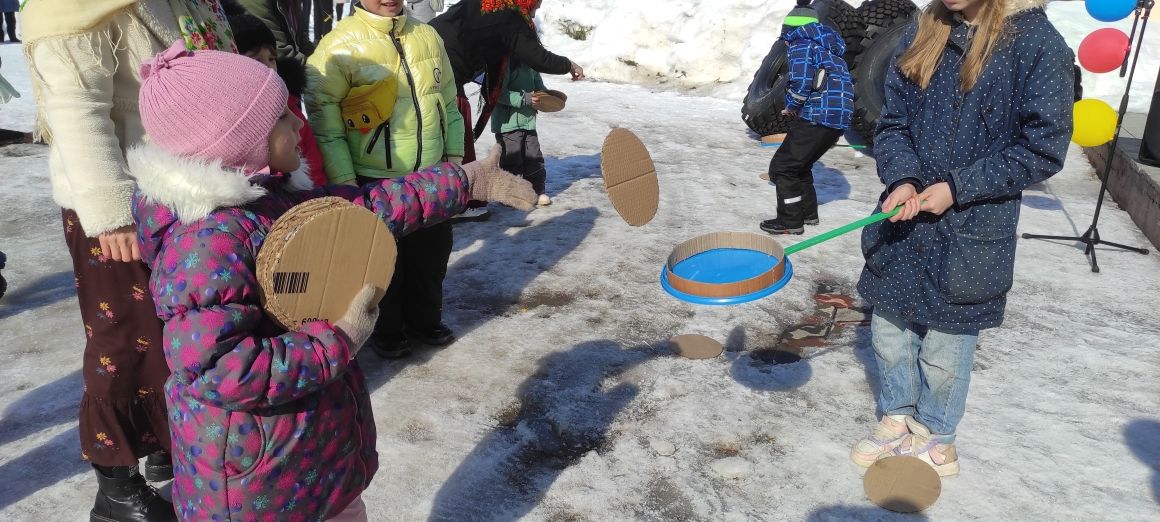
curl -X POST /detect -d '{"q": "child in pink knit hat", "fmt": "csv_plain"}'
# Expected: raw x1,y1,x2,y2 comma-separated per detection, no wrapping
127,40,535,521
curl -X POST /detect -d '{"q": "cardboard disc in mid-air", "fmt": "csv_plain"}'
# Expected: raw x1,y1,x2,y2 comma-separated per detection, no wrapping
600,127,659,226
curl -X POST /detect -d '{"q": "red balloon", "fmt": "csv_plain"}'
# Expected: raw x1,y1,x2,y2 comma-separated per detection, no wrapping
1079,28,1130,73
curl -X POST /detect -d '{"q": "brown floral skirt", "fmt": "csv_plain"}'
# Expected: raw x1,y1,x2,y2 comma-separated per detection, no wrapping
62,209,171,466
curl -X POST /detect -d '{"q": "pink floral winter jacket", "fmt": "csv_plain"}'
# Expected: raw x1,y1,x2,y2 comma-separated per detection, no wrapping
127,144,468,521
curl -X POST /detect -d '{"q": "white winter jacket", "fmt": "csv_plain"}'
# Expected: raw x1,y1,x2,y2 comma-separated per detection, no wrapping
23,0,183,236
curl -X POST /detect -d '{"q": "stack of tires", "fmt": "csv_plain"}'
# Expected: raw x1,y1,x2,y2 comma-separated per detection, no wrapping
740,0,918,145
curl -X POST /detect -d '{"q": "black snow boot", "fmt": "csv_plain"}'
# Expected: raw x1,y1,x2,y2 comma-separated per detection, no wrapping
405,323,456,346
90,465,177,522
371,332,413,359
143,452,173,482
759,218,805,235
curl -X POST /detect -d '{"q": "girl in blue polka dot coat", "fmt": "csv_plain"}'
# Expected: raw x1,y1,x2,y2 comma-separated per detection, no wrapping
851,0,1073,476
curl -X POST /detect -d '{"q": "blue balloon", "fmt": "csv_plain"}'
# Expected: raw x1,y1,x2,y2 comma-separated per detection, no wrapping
1087,0,1137,22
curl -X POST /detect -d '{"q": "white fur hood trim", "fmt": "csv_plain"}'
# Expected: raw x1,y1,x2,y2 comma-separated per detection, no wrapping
1010,0,1049,15
126,144,314,223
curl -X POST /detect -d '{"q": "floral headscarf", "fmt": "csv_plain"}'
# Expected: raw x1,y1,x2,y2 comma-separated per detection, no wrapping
480,0,537,29
168,0,237,52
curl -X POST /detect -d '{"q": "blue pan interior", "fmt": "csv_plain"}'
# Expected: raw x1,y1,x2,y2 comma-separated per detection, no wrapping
660,248,793,305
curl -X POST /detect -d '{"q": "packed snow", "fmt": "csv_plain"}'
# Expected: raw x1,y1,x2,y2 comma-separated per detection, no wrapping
2,3,1160,521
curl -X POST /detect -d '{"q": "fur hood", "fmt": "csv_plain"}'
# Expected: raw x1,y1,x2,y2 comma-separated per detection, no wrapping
1009,0,1049,16
126,144,314,224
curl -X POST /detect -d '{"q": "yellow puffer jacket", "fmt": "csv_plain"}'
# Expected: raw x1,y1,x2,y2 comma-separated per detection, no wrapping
306,9,464,183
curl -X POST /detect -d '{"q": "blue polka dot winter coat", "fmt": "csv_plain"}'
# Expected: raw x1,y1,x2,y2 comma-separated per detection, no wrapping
857,0,1074,333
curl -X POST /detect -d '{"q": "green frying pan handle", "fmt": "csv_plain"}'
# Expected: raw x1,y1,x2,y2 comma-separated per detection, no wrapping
783,205,904,257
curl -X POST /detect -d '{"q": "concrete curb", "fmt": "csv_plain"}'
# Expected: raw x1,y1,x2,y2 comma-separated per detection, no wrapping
1083,139,1160,252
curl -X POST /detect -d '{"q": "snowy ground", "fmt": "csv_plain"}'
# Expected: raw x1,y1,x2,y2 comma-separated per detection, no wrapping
2,34,1160,522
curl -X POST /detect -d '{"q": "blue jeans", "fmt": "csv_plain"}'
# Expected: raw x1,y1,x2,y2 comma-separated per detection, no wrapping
871,310,978,443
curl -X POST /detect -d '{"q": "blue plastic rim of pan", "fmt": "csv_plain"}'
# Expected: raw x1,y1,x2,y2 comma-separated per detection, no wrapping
660,248,794,305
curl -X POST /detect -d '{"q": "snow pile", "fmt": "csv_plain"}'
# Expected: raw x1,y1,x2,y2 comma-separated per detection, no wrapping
530,0,1160,112
535,0,799,98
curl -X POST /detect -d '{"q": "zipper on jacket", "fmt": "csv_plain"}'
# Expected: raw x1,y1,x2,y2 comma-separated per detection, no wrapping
366,122,393,169
391,18,424,172
273,3,302,56
947,55,964,159
437,102,447,152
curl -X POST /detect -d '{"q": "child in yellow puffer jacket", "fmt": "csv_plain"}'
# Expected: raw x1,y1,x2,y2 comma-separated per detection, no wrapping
306,0,463,183
305,0,466,359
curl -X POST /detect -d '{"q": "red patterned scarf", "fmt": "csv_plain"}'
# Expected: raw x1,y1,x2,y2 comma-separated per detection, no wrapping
480,0,537,29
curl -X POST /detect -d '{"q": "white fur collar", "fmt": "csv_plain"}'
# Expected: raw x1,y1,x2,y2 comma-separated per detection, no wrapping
1009,0,1048,15
126,144,314,223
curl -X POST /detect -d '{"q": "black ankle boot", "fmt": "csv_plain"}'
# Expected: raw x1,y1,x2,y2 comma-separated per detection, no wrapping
759,218,804,235
406,324,456,346
90,465,177,522
371,332,413,359
143,452,173,482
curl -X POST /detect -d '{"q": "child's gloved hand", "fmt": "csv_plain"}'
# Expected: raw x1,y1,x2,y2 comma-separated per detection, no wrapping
460,146,538,211
334,285,381,356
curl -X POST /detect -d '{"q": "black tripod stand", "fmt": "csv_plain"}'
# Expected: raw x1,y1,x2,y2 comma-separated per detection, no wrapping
1021,0,1153,272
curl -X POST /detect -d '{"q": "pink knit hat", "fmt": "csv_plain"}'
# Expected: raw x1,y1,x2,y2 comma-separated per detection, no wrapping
139,40,288,174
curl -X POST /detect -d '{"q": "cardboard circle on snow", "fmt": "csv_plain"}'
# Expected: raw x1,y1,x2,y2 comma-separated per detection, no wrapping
257,197,396,330
533,90,566,112
669,334,724,359
863,456,942,513
600,128,659,226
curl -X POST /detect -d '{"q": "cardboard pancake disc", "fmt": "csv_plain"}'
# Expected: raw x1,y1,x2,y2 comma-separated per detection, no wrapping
669,334,724,359
600,128,659,226
534,90,566,112
863,456,942,513
257,197,396,330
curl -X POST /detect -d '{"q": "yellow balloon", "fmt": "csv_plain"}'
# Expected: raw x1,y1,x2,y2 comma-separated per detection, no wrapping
1072,99,1117,147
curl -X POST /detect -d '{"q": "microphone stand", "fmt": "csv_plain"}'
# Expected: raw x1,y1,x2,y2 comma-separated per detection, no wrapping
1021,0,1152,272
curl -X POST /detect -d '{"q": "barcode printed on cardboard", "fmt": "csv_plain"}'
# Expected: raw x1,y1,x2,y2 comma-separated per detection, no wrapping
273,272,310,294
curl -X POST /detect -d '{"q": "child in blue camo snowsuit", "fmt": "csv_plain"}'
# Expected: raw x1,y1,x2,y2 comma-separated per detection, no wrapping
760,2,854,235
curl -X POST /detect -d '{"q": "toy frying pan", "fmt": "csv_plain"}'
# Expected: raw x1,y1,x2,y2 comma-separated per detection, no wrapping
661,205,908,305
534,89,567,112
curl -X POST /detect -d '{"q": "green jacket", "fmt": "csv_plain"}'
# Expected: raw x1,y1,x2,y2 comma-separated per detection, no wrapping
306,9,464,182
490,63,545,134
